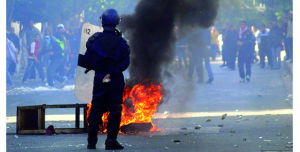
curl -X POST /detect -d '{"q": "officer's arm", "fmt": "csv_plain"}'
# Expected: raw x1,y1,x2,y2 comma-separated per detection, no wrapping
108,40,130,76
83,48,93,70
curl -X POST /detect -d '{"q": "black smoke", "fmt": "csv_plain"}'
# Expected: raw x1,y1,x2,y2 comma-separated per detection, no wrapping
119,0,220,86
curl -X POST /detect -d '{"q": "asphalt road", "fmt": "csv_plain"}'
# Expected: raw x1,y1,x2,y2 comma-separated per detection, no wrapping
6,57,294,152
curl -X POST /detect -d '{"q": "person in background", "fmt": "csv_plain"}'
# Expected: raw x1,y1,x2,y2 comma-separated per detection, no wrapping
54,24,70,77
175,26,188,69
21,34,45,83
20,20,41,80
203,29,214,83
257,24,269,68
66,28,80,79
220,23,230,67
285,11,293,63
210,26,220,61
7,27,20,76
282,17,289,61
40,27,57,71
250,26,259,64
269,19,283,69
40,35,68,88
6,38,19,89
226,25,238,70
237,20,254,82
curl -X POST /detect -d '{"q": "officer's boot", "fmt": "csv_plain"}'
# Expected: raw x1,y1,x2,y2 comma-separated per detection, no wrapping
87,133,98,149
105,137,124,150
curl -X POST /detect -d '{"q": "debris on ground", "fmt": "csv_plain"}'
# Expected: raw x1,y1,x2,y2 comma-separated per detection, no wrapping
276,132,282,136
221,114,227,120
259,137,262,139
258,94,262,97
206,119,211,122
234,145,238,147
243,138,246,141
218,124,224,127
263,140,271,142
286,142,293,148
194,125,201,129
180,128,187,131
173,140,181,142
14,135,19,138
230,130,235,133
46,125,55,135
165,147,169,149
163,111,170,114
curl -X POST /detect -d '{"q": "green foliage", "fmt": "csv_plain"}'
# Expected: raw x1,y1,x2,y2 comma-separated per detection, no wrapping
7,0,292,30
214,0,292,31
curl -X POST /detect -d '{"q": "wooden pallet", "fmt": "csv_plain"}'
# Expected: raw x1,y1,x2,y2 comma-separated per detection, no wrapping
17,104,88,134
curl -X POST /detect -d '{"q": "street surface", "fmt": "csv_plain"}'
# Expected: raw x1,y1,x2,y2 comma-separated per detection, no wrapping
6,57,294,152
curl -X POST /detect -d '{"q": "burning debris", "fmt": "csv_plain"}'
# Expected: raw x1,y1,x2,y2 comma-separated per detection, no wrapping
87,82,164,132
85,0,219,133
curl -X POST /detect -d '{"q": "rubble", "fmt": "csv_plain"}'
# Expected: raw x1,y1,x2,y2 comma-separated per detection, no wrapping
218,124,224,127
276,132,282,136
194,125,201,129
221,114,227,120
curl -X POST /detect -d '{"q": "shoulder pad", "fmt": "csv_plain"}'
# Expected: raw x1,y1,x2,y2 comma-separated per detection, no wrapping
86,32,102,49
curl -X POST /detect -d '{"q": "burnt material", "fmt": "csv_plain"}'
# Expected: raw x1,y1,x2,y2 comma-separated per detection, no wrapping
120,123,153,133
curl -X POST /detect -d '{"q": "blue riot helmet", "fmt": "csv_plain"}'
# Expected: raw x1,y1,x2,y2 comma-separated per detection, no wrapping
100,9,122,26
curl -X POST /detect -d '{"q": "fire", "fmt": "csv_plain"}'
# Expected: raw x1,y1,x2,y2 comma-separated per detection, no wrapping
86,81,164,132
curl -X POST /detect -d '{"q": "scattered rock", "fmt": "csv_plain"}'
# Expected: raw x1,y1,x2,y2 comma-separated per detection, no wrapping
163,111,170,114
285,145,293,148
276,132,282,136
194,125,201,129
221,114,227,120
180,128,187,131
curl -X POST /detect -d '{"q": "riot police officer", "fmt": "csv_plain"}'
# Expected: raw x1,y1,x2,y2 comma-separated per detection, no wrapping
82,9,130,150
237,20,254,82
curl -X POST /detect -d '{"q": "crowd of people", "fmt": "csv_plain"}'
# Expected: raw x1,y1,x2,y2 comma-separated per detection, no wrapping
175,11,293,83
6,21,81,89
6,11,293,88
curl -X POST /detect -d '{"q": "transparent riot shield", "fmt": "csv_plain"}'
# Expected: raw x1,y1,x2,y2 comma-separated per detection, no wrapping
74,23,103,102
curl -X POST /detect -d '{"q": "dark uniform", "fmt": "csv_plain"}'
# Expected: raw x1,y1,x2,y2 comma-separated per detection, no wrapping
226,29,238,70
238,28,254,81
81,9,130,150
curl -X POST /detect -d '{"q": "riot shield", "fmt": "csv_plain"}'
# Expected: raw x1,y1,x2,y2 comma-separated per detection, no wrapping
74,23,103,102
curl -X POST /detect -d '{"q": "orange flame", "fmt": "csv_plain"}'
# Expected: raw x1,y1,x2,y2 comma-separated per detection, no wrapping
86,81,164,132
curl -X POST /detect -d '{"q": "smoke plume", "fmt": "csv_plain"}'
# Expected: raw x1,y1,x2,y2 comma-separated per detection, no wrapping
119,0,220,86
